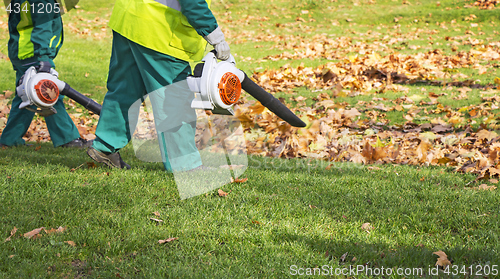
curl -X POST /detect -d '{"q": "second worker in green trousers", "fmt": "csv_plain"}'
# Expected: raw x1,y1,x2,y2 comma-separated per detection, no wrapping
87,0,231,171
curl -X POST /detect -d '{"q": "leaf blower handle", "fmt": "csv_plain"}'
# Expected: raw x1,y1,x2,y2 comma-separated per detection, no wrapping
36,61,53,73
61,83,102,115
241,72,306,128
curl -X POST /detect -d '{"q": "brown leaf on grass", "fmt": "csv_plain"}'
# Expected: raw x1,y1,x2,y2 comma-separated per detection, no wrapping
158,237,178,244
249,102,266,114
437,157,452,165
3,90,14,98
331,83,343,98
476,129,498,141
433,250,452,267
64,241,76,247
339,252,349,262
344,108,361,119
416,141,431,163
431,125,452,133
367,166,381,170
487,167,500,177
428,92,440,104
23,227,44,239
233,177,248,183
218,189,229,197
70,163,85,172
87,162,97,168
4,227,18,242
362,141,375,162
350,152,367,164
44,226,66,235
362,141,389,163
474,184,497,191
152,211,161,217
361,223,373,231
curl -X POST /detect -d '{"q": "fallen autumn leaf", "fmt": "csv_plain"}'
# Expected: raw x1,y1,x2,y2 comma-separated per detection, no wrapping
218,189,229,197
23,227,44,239
4,227,17,242
158,237,178,244
433,250,452,267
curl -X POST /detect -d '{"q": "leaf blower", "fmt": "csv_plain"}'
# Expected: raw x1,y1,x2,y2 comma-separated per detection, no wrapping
16,62,102,116
187,52,306,128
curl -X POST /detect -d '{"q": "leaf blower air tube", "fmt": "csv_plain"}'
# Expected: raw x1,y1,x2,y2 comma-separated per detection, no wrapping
61,83,102,115
240,72,306,127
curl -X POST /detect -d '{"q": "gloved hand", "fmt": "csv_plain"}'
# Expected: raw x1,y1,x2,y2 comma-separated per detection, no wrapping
203,27,230,61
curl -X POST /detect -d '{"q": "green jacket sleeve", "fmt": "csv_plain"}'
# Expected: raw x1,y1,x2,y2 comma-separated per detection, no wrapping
179,0,219,37
30,0,64,62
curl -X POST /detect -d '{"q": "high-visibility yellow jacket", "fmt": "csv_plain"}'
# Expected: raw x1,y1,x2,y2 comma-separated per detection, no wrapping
109,0,218,62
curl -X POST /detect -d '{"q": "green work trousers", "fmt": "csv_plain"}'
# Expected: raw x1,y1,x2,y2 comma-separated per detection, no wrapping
92,31,202,172
0,60,80,147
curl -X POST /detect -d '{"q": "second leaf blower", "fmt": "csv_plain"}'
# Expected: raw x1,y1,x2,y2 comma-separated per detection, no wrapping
16,62,102,116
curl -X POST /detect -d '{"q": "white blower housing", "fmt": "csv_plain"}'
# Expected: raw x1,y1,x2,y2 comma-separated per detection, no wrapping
188,52,245,115
16,66,66,112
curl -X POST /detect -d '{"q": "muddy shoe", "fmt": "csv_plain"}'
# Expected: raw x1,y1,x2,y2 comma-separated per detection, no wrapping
61,138,93,148
87,147,131,169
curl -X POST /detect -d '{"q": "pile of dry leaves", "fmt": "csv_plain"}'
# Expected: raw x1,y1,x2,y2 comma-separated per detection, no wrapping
1,5,500,183
472,0,499,9
255,37,499,94
234,96,500,180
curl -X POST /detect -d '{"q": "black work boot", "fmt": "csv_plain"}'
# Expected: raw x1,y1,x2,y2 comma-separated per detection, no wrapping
61,138,93,148
87,147,131,169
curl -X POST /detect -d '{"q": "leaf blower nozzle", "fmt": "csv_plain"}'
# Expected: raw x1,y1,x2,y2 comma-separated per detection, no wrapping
61,83,101,115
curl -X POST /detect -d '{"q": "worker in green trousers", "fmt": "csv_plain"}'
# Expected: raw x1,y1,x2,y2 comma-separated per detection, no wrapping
87,0,230,171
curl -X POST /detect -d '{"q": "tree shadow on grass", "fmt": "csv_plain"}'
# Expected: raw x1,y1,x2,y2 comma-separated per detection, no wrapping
267,231,498,278
234,156,500,277
361,63,498,91
0,143,166,172
1,149,498,278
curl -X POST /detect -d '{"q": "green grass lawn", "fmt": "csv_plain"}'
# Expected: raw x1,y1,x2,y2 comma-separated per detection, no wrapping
1,0,500,278
1,144,499,278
